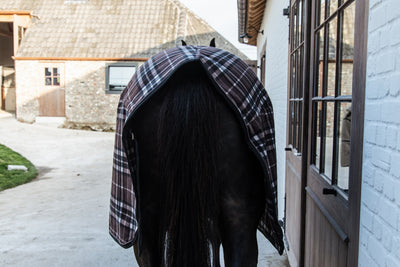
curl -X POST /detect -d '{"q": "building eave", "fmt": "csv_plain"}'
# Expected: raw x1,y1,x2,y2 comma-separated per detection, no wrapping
237,0,266,46
13,56,149,61
0,11,32,16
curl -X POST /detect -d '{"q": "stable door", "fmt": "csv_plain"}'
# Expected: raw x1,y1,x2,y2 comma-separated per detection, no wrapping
39,64,65,117
285,0,367,266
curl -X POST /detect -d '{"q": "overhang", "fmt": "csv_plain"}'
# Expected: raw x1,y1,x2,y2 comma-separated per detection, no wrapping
237,0,266,46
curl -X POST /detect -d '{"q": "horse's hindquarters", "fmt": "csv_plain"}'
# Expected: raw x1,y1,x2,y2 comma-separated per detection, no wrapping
128,61,265,267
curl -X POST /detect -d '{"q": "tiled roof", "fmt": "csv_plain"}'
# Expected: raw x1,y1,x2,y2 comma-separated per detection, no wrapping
0,0,248,59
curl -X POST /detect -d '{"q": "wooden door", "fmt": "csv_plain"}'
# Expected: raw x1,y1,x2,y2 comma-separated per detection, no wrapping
39,64,65,117
304,0,366,266
285,0,367,266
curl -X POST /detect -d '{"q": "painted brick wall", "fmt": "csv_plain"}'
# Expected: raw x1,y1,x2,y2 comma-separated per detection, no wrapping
258,0,289,220
359,0,400,266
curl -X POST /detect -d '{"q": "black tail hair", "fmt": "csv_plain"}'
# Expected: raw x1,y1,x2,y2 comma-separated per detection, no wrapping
157,61,219,267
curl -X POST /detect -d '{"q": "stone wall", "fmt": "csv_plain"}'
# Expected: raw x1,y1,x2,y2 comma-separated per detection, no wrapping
358,0,400,266
63,61,131,130
14,60,144,129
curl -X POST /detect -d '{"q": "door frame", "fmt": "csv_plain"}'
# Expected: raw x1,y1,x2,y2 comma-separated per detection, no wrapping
285,0,311,265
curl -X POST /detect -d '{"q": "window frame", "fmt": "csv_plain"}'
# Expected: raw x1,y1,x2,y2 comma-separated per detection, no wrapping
105,62,138,94
310,0,356,197
288,0,306,156
44,67,61,87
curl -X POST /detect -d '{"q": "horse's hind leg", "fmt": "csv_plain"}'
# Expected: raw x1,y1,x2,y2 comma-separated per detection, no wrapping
219,180,264,267
219,200,261,267
217,103,265,267
132,158,162,266
133,204,161,267
218,159,265,267
130,96,163,267
130,90,163,267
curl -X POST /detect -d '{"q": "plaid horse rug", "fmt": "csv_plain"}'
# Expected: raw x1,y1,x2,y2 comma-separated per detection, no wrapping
109,45,284,254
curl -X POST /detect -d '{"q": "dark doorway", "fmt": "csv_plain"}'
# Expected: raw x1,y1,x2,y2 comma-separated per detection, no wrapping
0,22,15,111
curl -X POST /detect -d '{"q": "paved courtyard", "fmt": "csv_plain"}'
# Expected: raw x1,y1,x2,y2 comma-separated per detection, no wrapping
0,111,288,266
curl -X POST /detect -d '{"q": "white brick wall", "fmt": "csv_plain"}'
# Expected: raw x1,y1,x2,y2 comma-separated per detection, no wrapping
258,0,289,220
359,0,400,266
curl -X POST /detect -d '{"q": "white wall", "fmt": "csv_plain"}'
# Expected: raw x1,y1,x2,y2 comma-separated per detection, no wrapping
257,0,289,220
359,0,400,266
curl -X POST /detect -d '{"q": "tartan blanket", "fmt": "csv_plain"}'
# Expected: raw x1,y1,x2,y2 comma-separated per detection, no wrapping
109,45,284,254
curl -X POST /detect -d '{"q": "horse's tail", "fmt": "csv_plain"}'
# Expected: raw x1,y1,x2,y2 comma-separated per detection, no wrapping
157,61,219,267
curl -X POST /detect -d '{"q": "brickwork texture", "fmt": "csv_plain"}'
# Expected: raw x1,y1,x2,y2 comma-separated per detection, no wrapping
359,0,400,266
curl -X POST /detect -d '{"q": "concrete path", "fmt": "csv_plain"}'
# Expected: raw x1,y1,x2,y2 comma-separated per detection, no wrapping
0,111,288,266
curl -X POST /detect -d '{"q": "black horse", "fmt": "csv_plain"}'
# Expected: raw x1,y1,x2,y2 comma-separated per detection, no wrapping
128,60,265,267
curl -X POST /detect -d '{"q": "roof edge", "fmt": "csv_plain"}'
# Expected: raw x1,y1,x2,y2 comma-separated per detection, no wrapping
237,0,266,46
0,11,32,15
13,57,149,61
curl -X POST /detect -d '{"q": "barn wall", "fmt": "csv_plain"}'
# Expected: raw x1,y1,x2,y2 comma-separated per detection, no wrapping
14,60,143,129
64,61,122,130
358,0,400,266
257,0,289,222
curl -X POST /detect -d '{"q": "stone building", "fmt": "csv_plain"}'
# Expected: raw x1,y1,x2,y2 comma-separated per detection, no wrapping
0,0,247,129
238,0,400,266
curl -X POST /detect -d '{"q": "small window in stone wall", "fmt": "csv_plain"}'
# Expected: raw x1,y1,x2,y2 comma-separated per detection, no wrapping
106,63,137,94
45,67,60,86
